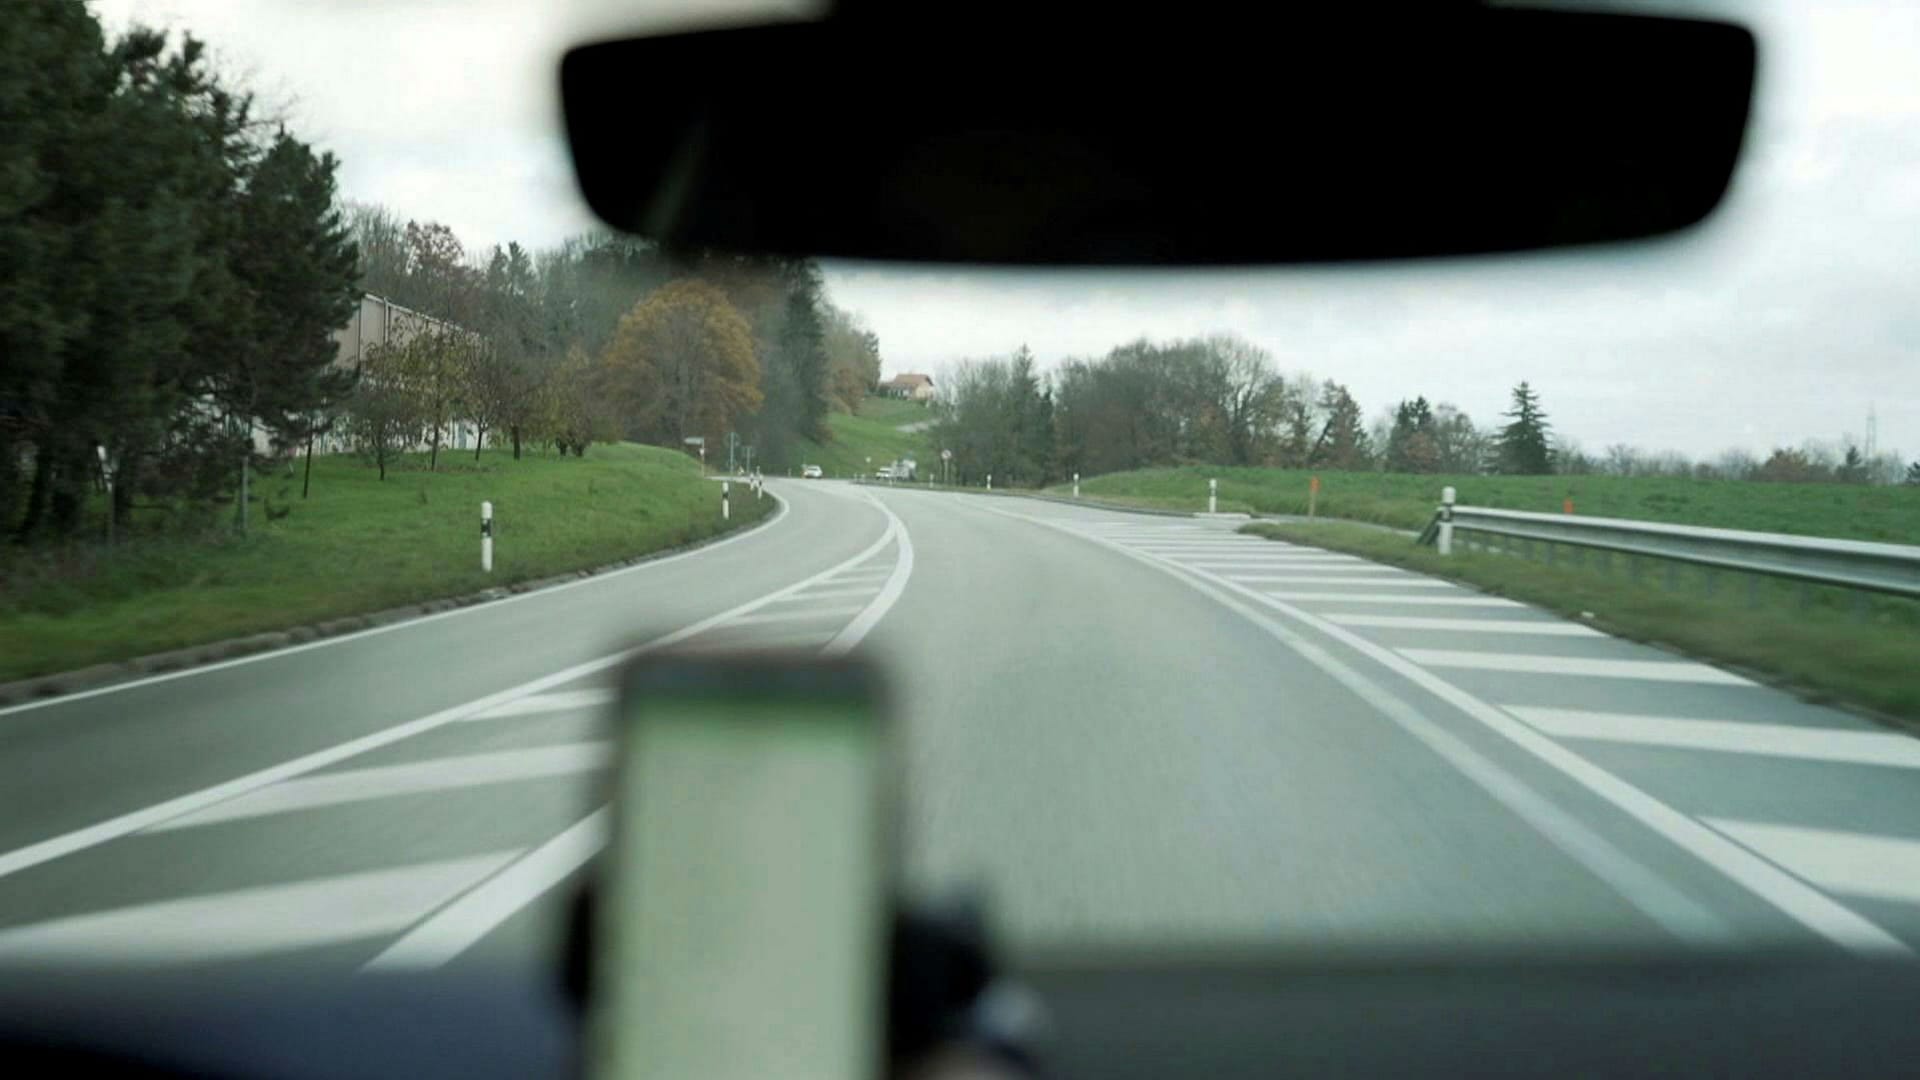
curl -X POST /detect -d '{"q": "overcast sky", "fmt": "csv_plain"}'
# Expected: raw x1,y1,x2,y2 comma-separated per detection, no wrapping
89,0,1920,460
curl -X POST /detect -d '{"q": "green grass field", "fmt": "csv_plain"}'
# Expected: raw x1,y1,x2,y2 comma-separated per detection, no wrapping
786,396,935,479
1242,520,1920,725
1058,465,1920,542
0,443,770,684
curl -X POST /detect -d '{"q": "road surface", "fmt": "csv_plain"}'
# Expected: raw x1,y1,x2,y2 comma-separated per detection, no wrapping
2,479,1918,979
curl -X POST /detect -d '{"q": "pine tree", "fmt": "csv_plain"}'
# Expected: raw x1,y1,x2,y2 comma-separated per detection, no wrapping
1495,382,1553,475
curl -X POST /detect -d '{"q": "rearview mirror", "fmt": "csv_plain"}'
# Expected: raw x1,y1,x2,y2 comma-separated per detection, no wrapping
561,4,1756,265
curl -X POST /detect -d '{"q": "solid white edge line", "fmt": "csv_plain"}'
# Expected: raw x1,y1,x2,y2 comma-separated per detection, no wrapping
363,809,610,971
967,499,1913,955
823,492,916,656
1059,515,1905,955
0,487,794,718
0,492,900,883
363,489,918,972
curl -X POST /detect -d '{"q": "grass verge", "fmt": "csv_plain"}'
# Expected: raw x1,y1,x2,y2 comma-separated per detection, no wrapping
1059,465,1920,542
0,442,772,684
1241,520,1920,727
788,396,934,479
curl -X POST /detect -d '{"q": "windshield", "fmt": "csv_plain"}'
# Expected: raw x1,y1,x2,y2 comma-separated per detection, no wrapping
1,0,1917,985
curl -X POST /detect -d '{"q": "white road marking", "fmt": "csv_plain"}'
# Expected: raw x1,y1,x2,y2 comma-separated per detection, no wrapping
1167,555,1369,564
1225,576,1453,587
722,606,867,626
1223,565,1409,576
1509,707,1920,768
1707,820,1920,905
0,491,793,718
1400,650,1752,685
1264,592,1525,607
467,689,614,720
0,852,517,964
145,743,611,832
367,493,917,971
968,502,1735,946
976,499,1914,955
1329,615,1604,636
782,587,879,602
365,811,609,971
0,502,900,884
824,496,916,657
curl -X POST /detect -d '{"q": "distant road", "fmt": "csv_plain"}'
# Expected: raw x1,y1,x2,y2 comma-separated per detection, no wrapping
2,480,1918,977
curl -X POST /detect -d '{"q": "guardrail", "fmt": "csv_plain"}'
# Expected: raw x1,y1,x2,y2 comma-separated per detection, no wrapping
1417,488,1920,600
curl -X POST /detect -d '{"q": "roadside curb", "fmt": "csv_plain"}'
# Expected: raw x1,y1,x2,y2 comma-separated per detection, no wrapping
0,497,785,710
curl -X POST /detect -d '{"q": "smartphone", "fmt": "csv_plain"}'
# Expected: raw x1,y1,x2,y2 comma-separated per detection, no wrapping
590,654,893,1080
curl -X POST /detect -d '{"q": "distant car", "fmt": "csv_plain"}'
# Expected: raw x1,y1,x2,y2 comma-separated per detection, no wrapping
801,464,823,479
874,465,894,480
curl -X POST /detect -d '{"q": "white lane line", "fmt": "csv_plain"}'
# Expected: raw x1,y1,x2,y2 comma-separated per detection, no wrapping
1227,576,1453,588
364,811,608,972
1223,565,1409,576
1400,650,1753,686
365,492,917,973
782,587,880,602
1707,820,1920,905
962,501,1735,947
1264,592,1525,607
1330,615,1604,637
466,689,614,720
1169,556,1370,565
824,494,916,656
0,852,518,964
977,499,1920,955
144,743,611,832
0,503,900,883
1509,707,1920,768
722,606,866,626
0,490,793,718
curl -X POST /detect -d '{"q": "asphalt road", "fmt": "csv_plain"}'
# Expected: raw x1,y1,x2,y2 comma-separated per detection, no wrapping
2,478,1919,980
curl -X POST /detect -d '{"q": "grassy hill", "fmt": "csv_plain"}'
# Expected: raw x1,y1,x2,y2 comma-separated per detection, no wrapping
785,396,935,479
1056,465,1920,543
0,443,770,683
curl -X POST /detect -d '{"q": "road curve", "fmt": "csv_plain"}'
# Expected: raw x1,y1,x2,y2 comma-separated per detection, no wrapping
2,478,1919,977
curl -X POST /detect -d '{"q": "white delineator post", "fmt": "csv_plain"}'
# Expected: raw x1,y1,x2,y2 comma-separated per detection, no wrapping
481,501,494,572
1073,472,1080,498
722,481,731,520
986,474,992,491
1438,486,1456,556
1208,478,1218,514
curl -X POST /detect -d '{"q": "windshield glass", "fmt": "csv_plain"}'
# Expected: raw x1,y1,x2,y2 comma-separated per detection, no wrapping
1,0,1917,981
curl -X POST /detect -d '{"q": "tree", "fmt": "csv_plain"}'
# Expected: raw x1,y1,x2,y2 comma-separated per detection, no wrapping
1385,396,1439,473
824,305,883,413
1495,381,1553,475
223,131,360,519
601,279,762,446
1309,381,1371,470
1429,404,1487,474
1754,447,1826,483
1837,444,1869,484
1905,461,1920,486
393,324,473,471
346,342,421,481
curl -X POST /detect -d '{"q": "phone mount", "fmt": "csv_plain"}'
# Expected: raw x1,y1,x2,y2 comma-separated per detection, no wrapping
561,879,1045,1077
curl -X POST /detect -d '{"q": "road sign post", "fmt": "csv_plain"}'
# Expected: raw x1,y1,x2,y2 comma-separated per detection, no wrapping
481,501,494,572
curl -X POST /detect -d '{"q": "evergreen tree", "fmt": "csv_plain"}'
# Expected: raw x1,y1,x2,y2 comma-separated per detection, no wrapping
1495,381,1553,475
